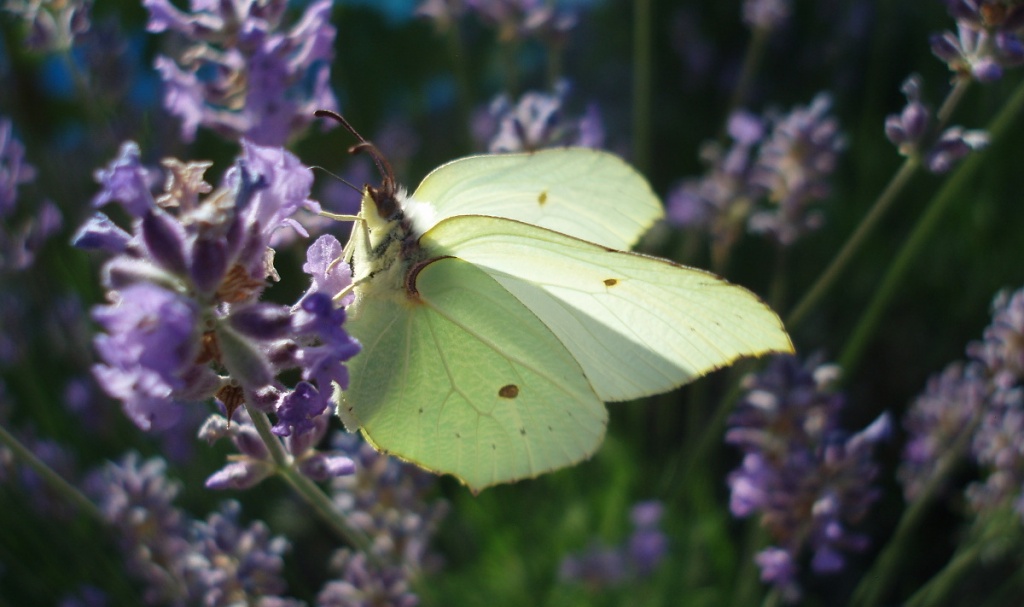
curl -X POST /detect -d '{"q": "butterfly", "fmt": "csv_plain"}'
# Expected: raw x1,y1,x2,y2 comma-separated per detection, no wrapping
318,111,794,492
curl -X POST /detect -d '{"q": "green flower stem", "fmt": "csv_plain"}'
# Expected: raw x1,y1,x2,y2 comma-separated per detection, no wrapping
848,416,978,607
727,26,770,122
786,156,920,328
936,76,973,127
0,422,103,522
632,0,652,173
243,403,375,557
838,76,1024,376
786,78,974,330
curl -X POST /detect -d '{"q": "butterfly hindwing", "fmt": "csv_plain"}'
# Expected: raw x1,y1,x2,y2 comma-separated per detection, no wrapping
422,215,795,402
411,148,662,250
342,255,608,491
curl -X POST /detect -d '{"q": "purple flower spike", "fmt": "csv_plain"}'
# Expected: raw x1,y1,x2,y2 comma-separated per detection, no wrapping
931,2,1024,82
900,362,986,501
145,0,338,145
0,118,36,217
479,82,605,152
747,93,845,246
727,355,889,598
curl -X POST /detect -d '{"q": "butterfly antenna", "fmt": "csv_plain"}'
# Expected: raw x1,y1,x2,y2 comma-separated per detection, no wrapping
308,165,363,195
314,109,397,197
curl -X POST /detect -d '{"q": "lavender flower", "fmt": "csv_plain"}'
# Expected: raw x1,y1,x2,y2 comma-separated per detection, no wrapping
76,141,359,461
183,500,298,606
88,453,300,605
747,93,845,246
2,0,92,52
964,288,1024,517
885,74,989,174
727,355,890,601
144,0,338,145
667,94,842,252
200,397,355,490
0,117,61,271
318,550,419,607
463,0,581,44
899,361,986,501
302,433,448,606
666,110,764,252
931,0,1024,83
559,500,668,588
743,0,791,31
476,83,604,152
0,118,35,217
88,453,191,604
329,433,448,568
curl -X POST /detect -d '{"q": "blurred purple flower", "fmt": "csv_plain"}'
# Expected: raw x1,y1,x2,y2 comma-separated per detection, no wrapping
0,117,61,271
330,433,448,568
743,0,791,30
317,550,419,607
727,355,890,599
478,82,604,152
0,118,36,217
184,500,297,605
3,0,92,52
747,93,845,246
969,288,1024,389
87,453,190,604
463,0,582,44
88,453,300,604
963,288,1024,517
931,0,1024,82
666,110,764,251
899,361,986,501
560,499,668,588
559,543,627,588
884,74,989,173
144,0,338,145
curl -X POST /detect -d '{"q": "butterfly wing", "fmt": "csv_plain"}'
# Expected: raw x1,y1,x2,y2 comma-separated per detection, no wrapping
422,215,795,402
410,148,662,250
341,256,607,492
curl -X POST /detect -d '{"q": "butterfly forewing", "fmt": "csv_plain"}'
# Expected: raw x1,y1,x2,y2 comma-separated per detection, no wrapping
421,215,795,402
341,256,607,491
411,148,662,250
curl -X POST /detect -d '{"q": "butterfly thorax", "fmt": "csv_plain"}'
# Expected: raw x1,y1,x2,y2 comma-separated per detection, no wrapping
350,186,434,312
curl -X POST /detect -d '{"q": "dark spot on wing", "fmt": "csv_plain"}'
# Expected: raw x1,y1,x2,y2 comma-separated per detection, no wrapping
499,384,519,399
455,432,461,438
537,190,548,205
604,278,618,287
418,408,424,414
491,443,496,450
519,427,526,436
